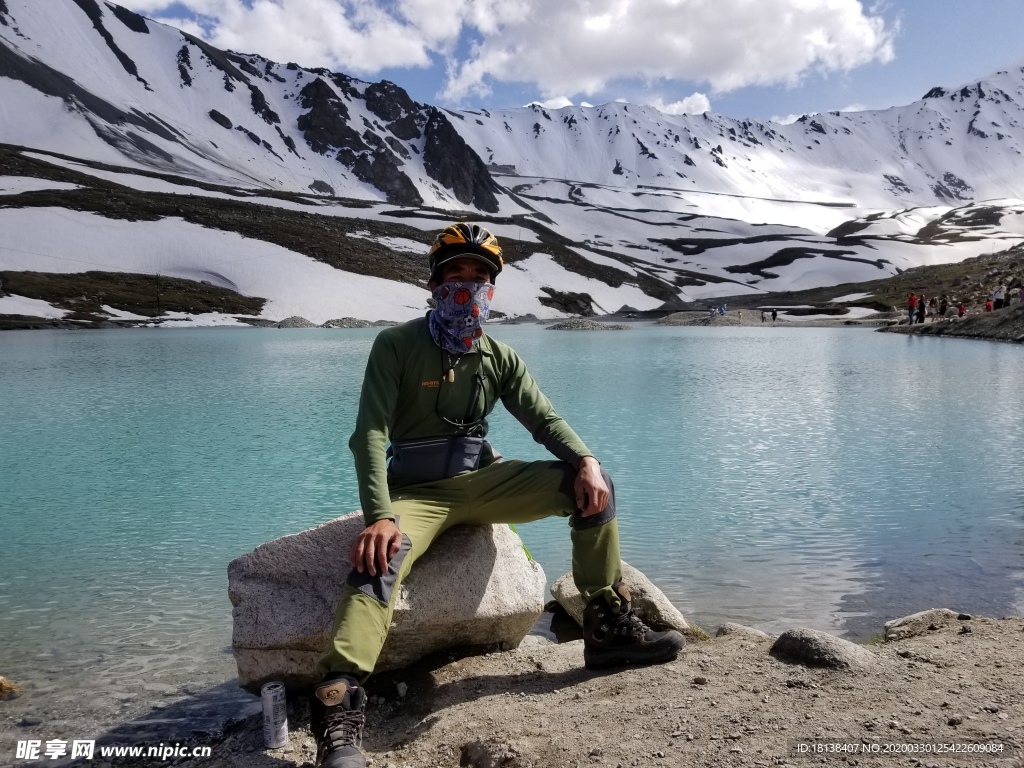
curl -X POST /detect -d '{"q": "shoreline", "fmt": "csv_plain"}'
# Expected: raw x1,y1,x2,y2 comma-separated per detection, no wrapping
879,304,1024,344
189,612,1024,768
5,610,1022,767
0,310,893,332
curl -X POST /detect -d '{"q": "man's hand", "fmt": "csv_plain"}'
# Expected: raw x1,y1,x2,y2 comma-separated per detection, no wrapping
351,519,403,577
574,456,609,516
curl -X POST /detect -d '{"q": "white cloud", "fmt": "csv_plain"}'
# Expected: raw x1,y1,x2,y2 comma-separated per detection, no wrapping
651,93,711,115
839,102,868,112
441,0,894,100
770,114,805,125
525,96,575,109
123,0,456,72
123,0,894,102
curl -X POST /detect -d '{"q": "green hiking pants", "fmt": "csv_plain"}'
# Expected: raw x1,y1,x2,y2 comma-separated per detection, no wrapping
316,459,622,681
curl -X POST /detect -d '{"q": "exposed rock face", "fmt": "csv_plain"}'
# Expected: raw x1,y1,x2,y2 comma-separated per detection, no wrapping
308,180,334,195
295,78,421,205
208,109,232,129
229,511,546,692
248,83,280,125
388,113,422,141
883,608,967,641
769,628,877,670
539,287,596,316
108,3,149,34
350,148,423,206
296,78,364,156
385,136,410,160
181,32,250,88
69,0,147,85
550,560,688,633
423,108,500,212
364,80,416,122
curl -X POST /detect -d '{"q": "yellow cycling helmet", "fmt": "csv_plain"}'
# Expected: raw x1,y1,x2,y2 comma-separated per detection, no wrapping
427,223,503,282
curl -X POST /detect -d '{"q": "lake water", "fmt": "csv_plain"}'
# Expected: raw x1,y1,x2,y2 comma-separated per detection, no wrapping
2,325,1023,744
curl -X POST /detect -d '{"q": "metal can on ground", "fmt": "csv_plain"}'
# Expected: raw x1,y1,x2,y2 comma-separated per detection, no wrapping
261,681,289,748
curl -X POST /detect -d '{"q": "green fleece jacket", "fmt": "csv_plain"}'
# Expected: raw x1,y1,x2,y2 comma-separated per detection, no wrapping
349,316,594,524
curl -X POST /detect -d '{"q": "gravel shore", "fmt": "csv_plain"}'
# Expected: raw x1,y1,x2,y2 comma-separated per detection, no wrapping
880,304,1024,344
64,611,1021,768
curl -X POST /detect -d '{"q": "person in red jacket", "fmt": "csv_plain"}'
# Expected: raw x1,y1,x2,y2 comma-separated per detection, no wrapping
907,293,917,324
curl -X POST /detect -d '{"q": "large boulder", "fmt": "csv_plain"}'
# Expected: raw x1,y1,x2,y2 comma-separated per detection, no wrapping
550,560,688,633
769,628,877,671
229,512,546,693
883,608,968,641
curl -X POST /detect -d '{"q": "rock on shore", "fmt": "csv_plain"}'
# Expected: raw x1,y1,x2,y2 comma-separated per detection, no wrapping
545,319,633,330
550,560,690,634
228,513,546,693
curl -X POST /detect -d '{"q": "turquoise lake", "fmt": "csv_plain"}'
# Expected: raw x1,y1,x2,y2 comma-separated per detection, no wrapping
2,325,1023,739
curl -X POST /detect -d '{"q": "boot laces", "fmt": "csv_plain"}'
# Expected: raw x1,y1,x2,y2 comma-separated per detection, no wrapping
613,607,651,639
321,708,364,752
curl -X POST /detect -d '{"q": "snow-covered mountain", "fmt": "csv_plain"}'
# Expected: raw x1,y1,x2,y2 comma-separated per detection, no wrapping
0,0,506,210
2,0,1023,323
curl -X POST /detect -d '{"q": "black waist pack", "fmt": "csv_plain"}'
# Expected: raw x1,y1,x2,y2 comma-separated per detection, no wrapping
388,436,488,483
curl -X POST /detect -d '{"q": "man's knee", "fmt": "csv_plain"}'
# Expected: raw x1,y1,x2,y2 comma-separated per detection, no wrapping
572,466,616,530
345,533,412,605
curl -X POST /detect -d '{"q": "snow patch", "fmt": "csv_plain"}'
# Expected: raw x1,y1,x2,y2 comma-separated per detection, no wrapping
100,304,149,320
0,176,80,195
831,292,871,302
346,231,425,254
0,208,429,324
0,294,68,318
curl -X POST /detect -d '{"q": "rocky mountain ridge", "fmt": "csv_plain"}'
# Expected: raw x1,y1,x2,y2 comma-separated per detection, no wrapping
0,0,503,210
3,0,1024,215
2,0,1024,323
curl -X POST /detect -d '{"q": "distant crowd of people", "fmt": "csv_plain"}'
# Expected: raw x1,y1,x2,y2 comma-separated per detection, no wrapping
906,282,1020,324
705,305,780,322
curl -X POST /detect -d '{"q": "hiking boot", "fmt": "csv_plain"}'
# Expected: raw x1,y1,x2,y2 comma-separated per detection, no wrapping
582,582,686,670
309,673,367,768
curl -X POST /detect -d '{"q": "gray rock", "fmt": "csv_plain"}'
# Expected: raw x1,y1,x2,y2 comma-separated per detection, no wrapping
230,511,545,692
545,319,633,331
769,628,877,670
460,739,524,768
321,317,372,328
715,623,773,640
275,316,317,328
883,609,961,642
550,561,688,632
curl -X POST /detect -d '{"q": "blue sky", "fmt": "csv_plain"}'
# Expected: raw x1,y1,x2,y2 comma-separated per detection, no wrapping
124,1,1024,122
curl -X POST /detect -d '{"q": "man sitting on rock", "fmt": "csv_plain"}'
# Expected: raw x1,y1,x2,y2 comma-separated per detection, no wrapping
309,223,685,768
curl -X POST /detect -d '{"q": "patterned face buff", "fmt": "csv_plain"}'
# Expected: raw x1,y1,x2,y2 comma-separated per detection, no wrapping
428,281,494,355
